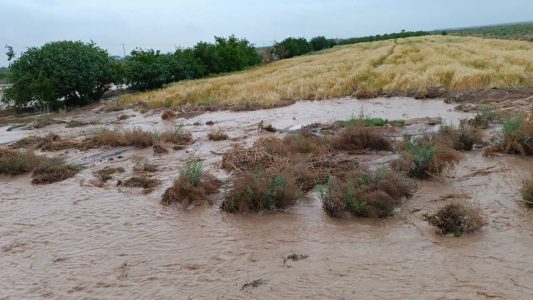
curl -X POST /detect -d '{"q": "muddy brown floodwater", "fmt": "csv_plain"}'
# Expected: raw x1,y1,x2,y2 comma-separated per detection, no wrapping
1,97,532,299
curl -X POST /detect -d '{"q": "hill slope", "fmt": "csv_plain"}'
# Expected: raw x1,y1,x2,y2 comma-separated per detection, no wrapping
119,35,533,109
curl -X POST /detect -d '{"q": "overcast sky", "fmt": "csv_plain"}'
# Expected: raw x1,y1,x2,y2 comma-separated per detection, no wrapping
1,0,532,66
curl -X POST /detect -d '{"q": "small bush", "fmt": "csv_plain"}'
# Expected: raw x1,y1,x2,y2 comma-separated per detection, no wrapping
320,168,413,218
161,160,221,207
1,148,79,184
123,176,160,189
0,148,38,175
396,136,461,179
331,127,392,151
437,125,482,151
500,117,533,155
134,161,158,173
208,130,229,141
221,169,300,213
94,167,125,182
522,176,533,206
31,158,80,184
426,204,485,236
161,110,176,120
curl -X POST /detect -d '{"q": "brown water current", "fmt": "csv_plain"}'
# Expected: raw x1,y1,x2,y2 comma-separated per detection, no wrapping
1,97,533,299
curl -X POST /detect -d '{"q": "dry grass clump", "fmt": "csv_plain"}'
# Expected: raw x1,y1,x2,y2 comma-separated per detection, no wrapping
320,168,413,218
161,110,176,120
395,135,461,179
522,175,533,206
499,116,533,155
122,176,160,190
426,204,485,236
0,148,40,175
161,160,221,207
437,125,483,151
222,135,330,187
208,130,229,141
11,127,193,152
31,159,81,184
331,127,392,151
221,168,300,213
0,148,80,184
134,161,158,173
117,36,533,109
94,167,125,182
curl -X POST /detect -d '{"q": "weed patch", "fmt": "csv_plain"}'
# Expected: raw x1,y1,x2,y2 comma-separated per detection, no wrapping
331,127,392,151
123,176,160,190
94,167,125,182
426,204,485,236
395,135,461,179
320,168,413,218
161,160,221,207
221,169,300,213
208,130,229,141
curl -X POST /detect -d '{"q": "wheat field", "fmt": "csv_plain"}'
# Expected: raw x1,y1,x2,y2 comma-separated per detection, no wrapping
118,36,533,109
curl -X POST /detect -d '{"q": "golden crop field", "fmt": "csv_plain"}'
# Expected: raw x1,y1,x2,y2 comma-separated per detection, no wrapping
118,35,533,109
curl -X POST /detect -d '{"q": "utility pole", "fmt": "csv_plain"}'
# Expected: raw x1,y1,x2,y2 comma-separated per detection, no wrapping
122,43,126,58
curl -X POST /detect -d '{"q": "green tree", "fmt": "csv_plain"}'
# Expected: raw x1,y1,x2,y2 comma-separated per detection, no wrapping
3,41,120,109
310,36,336,51
193,35,261,74
124,48,204,91
273,37,312,59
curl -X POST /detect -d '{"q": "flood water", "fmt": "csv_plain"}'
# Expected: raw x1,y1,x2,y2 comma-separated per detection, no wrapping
1,97,532,299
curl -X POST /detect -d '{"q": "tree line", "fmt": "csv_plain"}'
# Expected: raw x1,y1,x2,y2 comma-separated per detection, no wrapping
1,30,430,110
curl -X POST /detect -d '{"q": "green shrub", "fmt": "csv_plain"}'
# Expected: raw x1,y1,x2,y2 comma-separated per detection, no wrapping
310,36,336,51
193,35,261,75
124,49,201,91
3,41,121,109
320,168,413,218
221,169,300,213
273,37,312,59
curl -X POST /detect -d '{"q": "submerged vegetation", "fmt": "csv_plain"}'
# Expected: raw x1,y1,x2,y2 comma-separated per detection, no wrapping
426,204,485,236
395,134,461,179
161,160,221,207
320,168,413,218
11,127,193,151
522,176,533,206
0,148,80,184
500,116,533,155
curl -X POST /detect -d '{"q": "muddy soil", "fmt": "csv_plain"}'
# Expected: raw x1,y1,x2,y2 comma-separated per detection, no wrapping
1,97,533,299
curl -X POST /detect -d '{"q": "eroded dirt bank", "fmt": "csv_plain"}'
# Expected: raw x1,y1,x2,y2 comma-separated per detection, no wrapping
1,97,532,299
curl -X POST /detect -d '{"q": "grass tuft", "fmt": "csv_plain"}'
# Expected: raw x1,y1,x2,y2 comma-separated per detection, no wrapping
426,204,485,236
208,130,229,141
320,168,413,218
161,160,221,207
